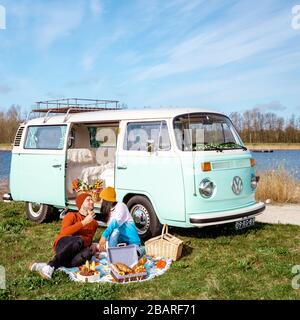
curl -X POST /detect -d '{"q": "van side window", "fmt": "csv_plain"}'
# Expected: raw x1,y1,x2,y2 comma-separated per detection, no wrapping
24,125,67,150
124,121,171,151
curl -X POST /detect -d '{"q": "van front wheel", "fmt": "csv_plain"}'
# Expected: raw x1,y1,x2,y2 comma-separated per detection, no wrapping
25,202,54,223
127,196,162,240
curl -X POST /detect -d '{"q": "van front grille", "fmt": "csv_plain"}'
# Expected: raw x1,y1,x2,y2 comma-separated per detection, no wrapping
212,159,250,170
14,126,25,146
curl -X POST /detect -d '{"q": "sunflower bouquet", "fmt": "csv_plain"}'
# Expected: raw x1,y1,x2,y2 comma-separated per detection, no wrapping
89,179,104,202
71,178,104,202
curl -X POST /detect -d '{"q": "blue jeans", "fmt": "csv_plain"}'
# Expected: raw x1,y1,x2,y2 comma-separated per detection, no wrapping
107,229,145,257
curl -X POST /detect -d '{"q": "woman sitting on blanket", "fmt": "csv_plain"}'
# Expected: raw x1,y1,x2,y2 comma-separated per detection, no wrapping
98,187,144,257
30,192,99,280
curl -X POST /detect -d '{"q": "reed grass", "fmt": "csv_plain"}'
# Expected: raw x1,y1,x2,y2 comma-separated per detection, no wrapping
255,167,300,203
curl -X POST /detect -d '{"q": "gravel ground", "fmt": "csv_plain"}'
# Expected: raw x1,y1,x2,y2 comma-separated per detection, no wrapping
256,204,300,226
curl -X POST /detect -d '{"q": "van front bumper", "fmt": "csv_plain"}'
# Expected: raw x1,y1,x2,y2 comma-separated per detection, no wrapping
189,202,265,227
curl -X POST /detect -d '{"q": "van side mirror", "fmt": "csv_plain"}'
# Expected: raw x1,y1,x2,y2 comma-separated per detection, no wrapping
146,139,155,152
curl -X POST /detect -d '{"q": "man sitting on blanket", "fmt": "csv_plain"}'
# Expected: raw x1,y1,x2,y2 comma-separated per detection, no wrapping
30,192,99,280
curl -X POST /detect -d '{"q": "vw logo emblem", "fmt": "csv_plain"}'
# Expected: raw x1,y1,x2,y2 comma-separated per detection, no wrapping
232,176,243,195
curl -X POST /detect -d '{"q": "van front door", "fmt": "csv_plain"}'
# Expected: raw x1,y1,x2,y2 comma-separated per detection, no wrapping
115,120,185,227
10,124,68,206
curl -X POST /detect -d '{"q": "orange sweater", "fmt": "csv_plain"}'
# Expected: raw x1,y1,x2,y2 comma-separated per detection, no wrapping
53,211,98,251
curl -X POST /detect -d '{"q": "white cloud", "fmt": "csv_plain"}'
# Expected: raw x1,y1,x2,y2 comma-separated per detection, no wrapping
81,28,126,70
253,101,287,112
45,92,65,100
0,84,12,94
36,4,84,49
136,4,296,81
82,55,95,71
117,51,144,66
90,0,103,17
65,77,99,88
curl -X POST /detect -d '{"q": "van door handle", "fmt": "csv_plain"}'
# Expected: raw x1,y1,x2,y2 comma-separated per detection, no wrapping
52,164,62,168
117,165,127,170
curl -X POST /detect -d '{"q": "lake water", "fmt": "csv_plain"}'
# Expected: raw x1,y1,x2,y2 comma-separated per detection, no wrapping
252,150,300,180
0,151,12,180
0,150,300,181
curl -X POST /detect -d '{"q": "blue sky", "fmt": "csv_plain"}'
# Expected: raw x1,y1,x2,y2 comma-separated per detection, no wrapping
0,0,300,117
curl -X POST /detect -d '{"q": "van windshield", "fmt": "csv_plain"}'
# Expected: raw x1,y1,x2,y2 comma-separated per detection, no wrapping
173,113,245,151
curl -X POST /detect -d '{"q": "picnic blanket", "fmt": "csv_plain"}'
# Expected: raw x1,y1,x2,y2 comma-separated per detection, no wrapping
59,252,172,284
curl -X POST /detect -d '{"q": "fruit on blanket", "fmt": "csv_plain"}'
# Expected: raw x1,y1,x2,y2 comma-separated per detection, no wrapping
79,260,98,277
79,268,96,276
90,261,96,271
133,265,146,273
132,256,147,270
156,259,166,269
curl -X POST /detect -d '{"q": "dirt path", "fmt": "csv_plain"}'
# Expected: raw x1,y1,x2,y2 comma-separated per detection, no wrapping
256,204,300,226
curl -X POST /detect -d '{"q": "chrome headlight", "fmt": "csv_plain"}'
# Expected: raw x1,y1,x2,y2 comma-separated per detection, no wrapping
251,174,259,189
199,179,215,198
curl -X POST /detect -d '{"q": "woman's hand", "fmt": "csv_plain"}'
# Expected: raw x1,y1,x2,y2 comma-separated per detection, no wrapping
82,210,96,226
98,236,106,252
90,243,99,255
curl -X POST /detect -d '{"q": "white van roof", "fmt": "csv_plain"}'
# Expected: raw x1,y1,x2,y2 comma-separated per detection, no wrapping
25,107,225,125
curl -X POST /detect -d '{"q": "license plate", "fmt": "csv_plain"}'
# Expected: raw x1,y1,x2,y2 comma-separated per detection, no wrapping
235,217,255,230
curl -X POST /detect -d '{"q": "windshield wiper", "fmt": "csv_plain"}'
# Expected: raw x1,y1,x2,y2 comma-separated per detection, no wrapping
219,142,247,151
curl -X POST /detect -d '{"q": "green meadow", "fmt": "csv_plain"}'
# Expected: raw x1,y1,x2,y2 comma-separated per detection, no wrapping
0,201,299,300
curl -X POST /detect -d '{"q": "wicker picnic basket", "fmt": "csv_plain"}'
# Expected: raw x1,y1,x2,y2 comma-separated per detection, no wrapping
145,224,183,261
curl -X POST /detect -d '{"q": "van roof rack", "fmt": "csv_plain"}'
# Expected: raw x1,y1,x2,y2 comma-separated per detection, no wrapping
26,98,122,123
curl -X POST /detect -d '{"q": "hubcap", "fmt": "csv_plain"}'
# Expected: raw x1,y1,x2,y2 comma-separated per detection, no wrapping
29,202,43,218
130,204,150,235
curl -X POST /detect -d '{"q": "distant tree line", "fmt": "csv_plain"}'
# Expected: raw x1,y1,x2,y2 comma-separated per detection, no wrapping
0,105,23,144
0,105,300,144
229,109,300,143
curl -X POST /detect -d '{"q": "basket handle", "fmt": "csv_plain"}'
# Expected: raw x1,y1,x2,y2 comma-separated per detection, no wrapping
161,224,169,238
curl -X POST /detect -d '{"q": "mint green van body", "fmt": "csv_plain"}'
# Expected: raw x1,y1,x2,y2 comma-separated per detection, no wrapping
8,108,265,239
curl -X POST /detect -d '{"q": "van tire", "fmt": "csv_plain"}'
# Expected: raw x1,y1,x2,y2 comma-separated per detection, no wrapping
126,196,162,240
25,202,55,223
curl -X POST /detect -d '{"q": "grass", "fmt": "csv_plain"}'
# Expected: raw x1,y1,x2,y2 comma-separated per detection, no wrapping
255,167,300,203
0,202,300,300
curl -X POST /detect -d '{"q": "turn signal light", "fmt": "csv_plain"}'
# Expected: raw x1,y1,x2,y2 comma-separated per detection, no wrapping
250,158,256,167
201,162,212,172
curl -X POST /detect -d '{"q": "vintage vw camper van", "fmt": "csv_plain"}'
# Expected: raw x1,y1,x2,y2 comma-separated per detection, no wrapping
5,99,265,239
